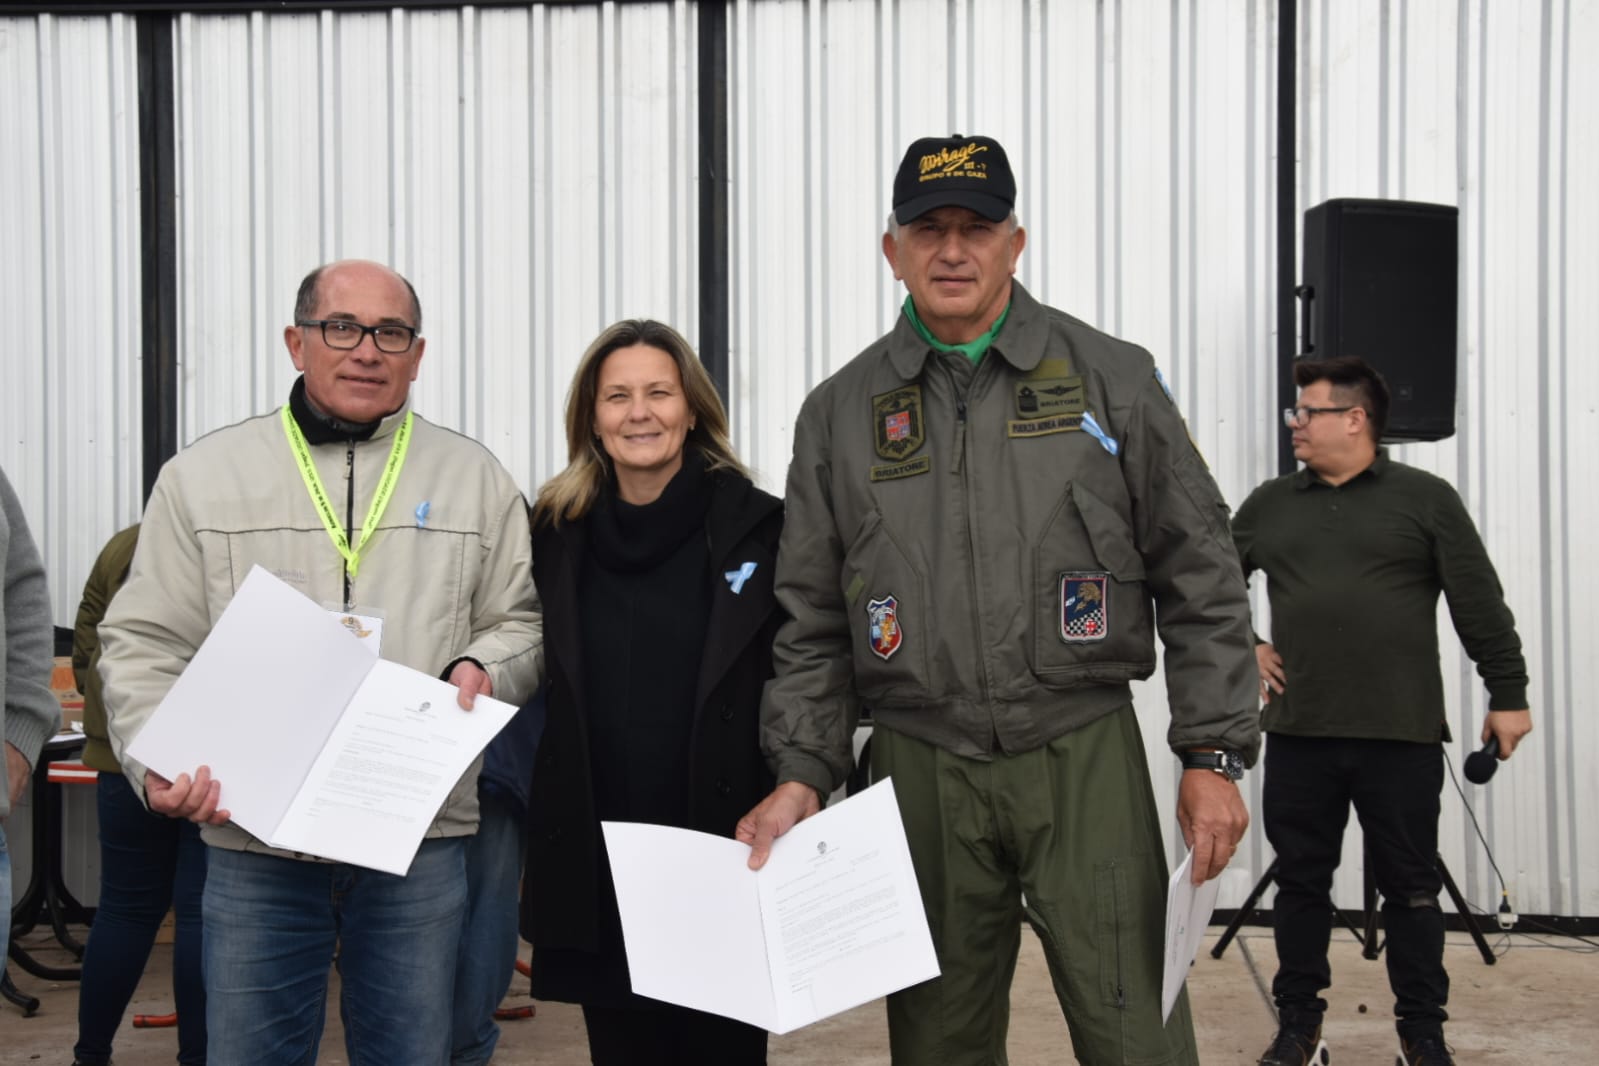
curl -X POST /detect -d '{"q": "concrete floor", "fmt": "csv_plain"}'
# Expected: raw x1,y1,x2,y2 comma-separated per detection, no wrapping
5,921,1597,1064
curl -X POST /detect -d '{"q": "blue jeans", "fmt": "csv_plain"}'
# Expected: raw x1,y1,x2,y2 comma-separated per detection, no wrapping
76,771,208,1066
450,792,524,1066
1,822,11,966
203,837,467,1066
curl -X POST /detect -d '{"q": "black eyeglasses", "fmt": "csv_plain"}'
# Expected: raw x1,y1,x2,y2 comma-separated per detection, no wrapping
1282,405,1356,428
297,319,419,354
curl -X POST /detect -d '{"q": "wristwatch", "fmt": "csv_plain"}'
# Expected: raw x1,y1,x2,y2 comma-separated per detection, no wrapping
1180,749,1245,781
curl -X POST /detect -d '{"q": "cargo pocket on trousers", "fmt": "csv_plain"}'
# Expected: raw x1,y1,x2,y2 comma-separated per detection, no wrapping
1094,858,1129,1010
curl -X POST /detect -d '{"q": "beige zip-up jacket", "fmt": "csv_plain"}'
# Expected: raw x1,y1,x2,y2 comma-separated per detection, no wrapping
761,283,1259,796
100,384,542,857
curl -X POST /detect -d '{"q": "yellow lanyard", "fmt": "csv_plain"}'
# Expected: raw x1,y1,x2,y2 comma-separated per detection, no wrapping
281,405,413,580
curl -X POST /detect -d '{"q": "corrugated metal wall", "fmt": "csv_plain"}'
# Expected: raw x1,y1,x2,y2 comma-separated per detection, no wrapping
1,0,1592,918
0,12,144,615
168,2,701,502
1295,0,1598,923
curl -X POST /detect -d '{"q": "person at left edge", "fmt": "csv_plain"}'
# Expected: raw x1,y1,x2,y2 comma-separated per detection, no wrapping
98,259,544,1066
520,320,783,1065
2,466,57,972
73,524,209,1066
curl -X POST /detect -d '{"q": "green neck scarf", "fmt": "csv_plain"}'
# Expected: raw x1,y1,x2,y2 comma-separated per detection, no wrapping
903,296,1011,365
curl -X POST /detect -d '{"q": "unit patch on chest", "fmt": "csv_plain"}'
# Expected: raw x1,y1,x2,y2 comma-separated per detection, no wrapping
870,384,931,480
873,385,926,460
1059,572,1109,643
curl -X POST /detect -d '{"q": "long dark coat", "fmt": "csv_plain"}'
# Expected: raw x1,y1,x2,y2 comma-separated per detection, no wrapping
519,467,783,1001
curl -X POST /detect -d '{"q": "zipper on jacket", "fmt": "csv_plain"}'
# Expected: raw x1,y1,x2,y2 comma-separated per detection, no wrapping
939,356,993,710
952,395,967,474
342,441,356,608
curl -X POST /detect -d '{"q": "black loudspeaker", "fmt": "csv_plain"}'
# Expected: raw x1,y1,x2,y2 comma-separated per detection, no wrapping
1300,198,1459,442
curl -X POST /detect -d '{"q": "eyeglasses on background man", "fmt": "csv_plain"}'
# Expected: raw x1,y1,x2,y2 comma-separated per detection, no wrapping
297,318,419,353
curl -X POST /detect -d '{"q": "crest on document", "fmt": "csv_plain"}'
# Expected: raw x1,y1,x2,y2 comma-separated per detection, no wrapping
1059,573,1109,643
873,386,925,461
339,615,373,640
866,594,904,660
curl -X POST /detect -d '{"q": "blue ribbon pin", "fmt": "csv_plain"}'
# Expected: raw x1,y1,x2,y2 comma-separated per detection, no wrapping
414,501,431,528
724,561,757,594
1080,412,1120,456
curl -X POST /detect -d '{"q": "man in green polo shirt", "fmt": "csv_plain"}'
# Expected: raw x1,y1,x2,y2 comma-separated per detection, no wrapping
1233,355,1532,1066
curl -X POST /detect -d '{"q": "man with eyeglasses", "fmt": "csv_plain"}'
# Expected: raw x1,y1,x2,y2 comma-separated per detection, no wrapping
98,259,543,1066
1233,355,1531,1066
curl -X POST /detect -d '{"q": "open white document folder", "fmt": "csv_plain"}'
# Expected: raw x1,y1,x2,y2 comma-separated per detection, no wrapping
602,778,940,1034
126,565,517,875
1161,847,1223,1022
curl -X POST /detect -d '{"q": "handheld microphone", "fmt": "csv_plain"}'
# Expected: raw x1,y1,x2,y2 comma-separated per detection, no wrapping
1464,736,1501,785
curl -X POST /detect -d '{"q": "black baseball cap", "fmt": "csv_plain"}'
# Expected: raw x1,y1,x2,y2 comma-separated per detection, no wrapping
892,134,1016,224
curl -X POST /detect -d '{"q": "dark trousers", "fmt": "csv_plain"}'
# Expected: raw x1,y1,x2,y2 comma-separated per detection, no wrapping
581,1003,768,1065
1263,733,1448,1036
450,790,526,1066
75,771,209,1066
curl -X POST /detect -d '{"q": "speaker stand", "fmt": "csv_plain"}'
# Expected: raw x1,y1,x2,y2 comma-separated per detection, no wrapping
1210,851,1496,967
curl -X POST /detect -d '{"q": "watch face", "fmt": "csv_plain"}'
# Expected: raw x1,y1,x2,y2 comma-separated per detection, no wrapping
1221,750,1245,780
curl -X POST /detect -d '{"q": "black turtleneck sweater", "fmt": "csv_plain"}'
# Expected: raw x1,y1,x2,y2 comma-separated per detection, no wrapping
287,375,383,444
579,453,713,829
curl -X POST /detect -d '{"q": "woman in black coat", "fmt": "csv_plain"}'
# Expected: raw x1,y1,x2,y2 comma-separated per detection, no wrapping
521,319,783,1065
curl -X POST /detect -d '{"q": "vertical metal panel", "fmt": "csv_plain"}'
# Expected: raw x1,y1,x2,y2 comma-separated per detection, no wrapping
1555,0,1599,926
0,12,142,624
1298,0,1596,918
163,3,697,501
731,0,1280,504
729,0,1281,909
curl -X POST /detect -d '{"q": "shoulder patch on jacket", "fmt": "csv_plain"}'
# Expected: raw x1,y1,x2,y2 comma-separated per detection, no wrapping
1152,367,1211,469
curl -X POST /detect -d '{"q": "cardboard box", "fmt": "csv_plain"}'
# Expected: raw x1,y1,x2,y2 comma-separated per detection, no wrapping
52,654,83,732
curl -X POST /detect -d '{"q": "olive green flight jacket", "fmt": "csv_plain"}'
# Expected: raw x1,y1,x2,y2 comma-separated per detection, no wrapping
761,282,1260,796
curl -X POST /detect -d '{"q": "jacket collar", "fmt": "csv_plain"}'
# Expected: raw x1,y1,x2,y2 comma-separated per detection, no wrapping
885,281,1053,380
287,375,412,445
1293,446,1390,489
696,470,782,708
704,466,783,566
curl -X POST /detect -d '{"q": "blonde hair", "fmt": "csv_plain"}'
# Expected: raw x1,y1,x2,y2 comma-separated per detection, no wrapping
533,319,748,527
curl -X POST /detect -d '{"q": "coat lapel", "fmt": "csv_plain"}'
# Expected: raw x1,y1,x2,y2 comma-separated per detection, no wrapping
695,477,781,707
536,520,587,714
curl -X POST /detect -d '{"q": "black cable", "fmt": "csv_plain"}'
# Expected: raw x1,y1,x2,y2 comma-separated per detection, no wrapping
1445,752,1511,898
1445,753,1599,954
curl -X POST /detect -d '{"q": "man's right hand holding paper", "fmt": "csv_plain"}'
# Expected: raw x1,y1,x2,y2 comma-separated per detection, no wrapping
146,765,231,825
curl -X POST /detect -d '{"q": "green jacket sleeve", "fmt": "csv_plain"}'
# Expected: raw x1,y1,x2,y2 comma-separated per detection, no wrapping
1122,374,1261,764
758,388,859,797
